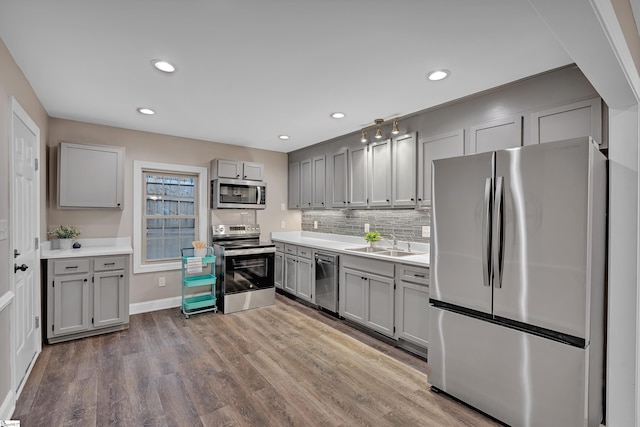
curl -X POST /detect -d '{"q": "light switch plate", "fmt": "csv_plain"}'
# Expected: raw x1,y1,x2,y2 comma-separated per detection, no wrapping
364,223,370,233
313,221,318,229
422,226,430,238
280,203,286,211
280,220,286,228
0,220,8,241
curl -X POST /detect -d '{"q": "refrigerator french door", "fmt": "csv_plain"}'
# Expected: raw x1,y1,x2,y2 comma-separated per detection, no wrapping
428,137,606,427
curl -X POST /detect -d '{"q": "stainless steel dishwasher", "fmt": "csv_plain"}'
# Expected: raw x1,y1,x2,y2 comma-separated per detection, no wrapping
315,251,338,314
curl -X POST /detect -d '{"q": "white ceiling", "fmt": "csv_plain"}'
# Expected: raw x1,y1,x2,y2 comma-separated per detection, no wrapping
0,0,575,153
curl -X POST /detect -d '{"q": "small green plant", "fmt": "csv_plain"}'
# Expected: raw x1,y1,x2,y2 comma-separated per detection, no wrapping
364,230,381,243
48,225,81,239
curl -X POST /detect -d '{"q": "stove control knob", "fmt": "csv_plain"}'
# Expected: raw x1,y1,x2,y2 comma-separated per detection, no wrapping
216,225,225,234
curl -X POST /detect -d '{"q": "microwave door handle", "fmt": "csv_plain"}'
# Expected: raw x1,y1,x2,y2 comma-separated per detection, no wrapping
257,185,262,204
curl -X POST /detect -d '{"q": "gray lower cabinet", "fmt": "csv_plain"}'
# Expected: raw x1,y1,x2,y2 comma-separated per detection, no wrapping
282,244,314,303
46,254,130,343
395,264,429,350
275,250,284,289
340,255,395,338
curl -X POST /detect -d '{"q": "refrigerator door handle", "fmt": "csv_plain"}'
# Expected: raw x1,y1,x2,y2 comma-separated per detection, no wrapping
482,177,492,287
493,176,505,288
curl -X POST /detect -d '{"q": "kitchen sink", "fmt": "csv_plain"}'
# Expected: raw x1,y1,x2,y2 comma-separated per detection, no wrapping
345,246,388,253
345,247,424,258
377,250,424,257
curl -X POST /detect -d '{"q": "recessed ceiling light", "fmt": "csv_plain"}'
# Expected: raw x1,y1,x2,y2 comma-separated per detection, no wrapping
137,107,155,115
330,112,346,119
279,135,290,140
151,59,177,73
426,69,450,81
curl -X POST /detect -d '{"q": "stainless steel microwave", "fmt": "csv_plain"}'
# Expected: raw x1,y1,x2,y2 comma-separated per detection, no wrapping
211,178,266,209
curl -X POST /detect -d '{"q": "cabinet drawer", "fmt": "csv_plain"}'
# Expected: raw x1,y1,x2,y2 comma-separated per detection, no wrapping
94,256,126,271
274,242,285,252
53,259,90,275
284,244,298,255
399,265,429,286
342,255,394,278
297,247,313,259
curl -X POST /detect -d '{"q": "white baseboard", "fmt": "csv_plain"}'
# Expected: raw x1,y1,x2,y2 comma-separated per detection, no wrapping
0,388,15,421
129,296,182,315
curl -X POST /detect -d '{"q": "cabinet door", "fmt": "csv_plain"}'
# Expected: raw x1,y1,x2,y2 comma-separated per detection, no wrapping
243,162,264,181
470,116,523,154
53,273,91,336
348,146,368,207
93,270,127,328
365,273,395,337
396,281,429,347
300,159,313,208
59,142,124,208
311,155,326,208
340,268,366,324
417,129,464,206
284,254,298,294
274,252,284,289
217,159,242,179
297,257,314,302
332,149,348,207
288,162,300,209
392,133,417,207
530,97,603,147
368,139,392,207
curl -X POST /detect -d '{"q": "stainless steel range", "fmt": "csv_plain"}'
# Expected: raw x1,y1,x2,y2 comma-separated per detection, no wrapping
211,224,276,313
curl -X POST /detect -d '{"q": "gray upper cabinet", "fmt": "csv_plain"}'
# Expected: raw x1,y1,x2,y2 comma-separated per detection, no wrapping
312,155,326,208
417,129,464,207
288,162,301,209
392,132,417,207
368,139,392,207
212,159,264,181
300,159,313,208
331,149,348,207
348,146,368,207
470,115,523,154
58,142,125,209
530,97,603,147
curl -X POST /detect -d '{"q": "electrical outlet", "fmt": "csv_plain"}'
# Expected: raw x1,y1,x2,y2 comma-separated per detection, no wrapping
364,223,370,233
280,203,286,211
422,226,430,238
158,276,166,287
280,220,286,228
313,221,318,229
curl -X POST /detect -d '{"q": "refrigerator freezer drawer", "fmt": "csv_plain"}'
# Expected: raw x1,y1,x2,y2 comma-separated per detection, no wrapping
429,307,602,427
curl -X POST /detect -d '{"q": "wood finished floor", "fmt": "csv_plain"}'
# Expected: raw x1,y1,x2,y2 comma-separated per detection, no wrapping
13,294,499,426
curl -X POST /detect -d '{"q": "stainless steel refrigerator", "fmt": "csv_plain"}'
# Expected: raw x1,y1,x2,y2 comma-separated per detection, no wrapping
429,137,606,427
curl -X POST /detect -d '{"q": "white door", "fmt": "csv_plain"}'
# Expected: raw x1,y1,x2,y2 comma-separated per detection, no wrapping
11,97,41,391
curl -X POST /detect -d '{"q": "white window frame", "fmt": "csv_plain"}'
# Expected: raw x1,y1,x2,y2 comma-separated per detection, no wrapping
133,161,208,274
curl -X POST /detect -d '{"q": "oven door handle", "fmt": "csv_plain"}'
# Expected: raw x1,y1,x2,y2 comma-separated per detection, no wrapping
224,247,276,256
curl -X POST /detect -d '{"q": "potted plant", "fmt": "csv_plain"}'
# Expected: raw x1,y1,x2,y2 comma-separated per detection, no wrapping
48,225,81,250
364,230,381,249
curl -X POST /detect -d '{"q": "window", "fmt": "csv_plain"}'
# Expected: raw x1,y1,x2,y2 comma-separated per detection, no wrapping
134,161,208,273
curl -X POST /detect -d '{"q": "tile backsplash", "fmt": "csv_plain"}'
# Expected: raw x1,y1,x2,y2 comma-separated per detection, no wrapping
301,209,431,243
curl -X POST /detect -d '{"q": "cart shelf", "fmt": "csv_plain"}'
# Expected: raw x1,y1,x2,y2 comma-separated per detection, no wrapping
181,247,218,318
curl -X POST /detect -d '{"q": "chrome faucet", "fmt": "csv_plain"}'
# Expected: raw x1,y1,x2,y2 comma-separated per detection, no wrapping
389,234,398,250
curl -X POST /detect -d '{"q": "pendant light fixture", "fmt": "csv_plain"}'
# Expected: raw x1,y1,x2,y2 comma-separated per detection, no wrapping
359,117,401,143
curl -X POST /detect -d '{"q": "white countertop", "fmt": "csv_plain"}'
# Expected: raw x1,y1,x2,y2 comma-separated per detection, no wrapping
41,237,133,259
270,231,429,267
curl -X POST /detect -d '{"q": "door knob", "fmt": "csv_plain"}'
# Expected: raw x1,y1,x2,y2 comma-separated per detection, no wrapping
14,263,28,273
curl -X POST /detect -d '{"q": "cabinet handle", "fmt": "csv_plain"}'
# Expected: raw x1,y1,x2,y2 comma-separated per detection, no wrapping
65,266,78,269
104,262,115,266
414,274,425,278
386,199,389,202
83,278,87,282
410,198,414,201
236,174,240,178
418,198,422,201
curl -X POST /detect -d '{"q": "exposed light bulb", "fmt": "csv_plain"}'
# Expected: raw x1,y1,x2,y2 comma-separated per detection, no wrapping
391,119,400,135
375,127,382,139
360,130,368,143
